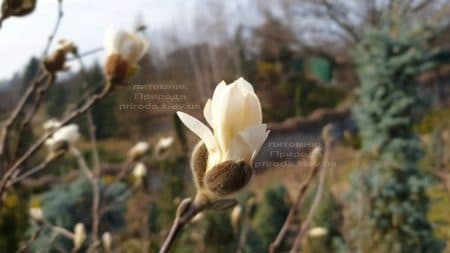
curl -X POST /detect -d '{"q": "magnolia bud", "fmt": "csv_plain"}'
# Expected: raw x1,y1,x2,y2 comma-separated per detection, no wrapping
190,142,208,190
308,227,328,238
322,124,334,143
29,207,44,222
73,223,86,251
190,213,204,223
127,142,149,161
230,205,242,232
132,162,147,182
310,146,323,169
204,160,253,198
102,232,112,253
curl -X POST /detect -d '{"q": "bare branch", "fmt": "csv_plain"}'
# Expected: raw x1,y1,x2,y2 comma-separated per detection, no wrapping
269,148,324,253
0,71,48,166
0,80,113,200
42,0,64,57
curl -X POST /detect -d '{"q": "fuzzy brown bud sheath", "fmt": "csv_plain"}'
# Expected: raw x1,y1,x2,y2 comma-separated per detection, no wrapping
191,141,208,190
204,160,253,198
104,54,129,84
103,27,149,85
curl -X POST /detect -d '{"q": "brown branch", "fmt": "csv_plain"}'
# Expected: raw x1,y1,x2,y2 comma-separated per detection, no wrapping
13,77,55,160
0,80,113,200
317,0,359,43
67,47,103,62
289,148,329,253
159,196,237,253
8,150,65,187
269,146,325,253
74,51,102,242
0,71,48,166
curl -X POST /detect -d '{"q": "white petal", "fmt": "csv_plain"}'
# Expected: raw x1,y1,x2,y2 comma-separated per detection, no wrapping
176,111,217,153
211,81,227,128
241,92,262,128
238,124,269,161
104,27,126,56
215,83,243,152
203,99,213,127
226,133,253,163
235,77,254,93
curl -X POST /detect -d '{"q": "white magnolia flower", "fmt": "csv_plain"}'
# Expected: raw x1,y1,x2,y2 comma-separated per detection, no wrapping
45,124,80,150
43,118,62,131
104,27,148,65
127,141,149,160
29,207,44,221
102,232,112,252
308,227,328,238
132,162,147,179
177,77,269,171
73,223,86,250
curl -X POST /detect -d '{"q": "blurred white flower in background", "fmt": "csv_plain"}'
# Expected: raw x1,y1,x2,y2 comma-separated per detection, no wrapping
102,232,112,253
308,227,328,238
43,118,62,131
177,77,269,171
132,162,147,180
156,136,174,150
127,141,149,161
73,223,86,250
103,27,149,83
29,207,44,221
45,124,80,151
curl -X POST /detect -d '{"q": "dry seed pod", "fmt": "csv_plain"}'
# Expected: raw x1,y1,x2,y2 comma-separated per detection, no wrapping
1,0,36,19
44,40,77,75
204,160,253,198
190,141,208,190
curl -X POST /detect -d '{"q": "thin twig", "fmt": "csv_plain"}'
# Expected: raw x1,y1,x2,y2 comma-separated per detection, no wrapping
16,226,42,253
14,77,55,160
0,80,113,200
289,147,329,253
67,47,103,62
42,0,64,57
74,52,102,242
236,204,250,253
8,151,65,186
269,150,324,253
0,72,48,166
159,196,237,253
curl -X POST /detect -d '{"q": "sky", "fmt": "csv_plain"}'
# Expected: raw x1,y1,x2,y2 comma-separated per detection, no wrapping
0,0,201,80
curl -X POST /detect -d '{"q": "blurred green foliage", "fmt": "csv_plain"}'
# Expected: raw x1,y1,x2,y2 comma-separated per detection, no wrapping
349,22,444,253
253,184,291,251
0,193,28,252
27,176,128,252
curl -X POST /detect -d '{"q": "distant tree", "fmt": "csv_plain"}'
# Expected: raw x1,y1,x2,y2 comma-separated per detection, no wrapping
349,21,445,253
